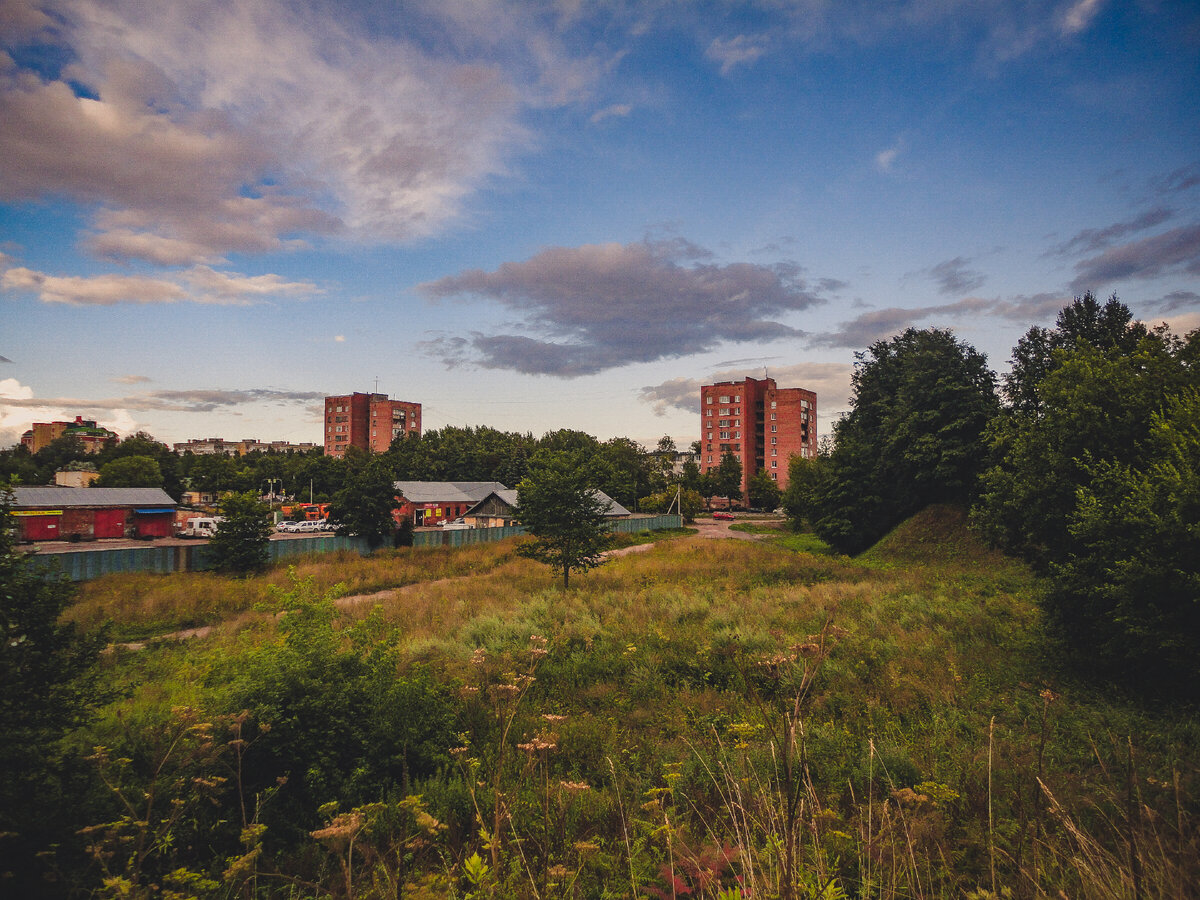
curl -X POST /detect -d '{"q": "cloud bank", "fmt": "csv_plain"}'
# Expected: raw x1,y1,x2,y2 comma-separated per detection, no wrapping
419,239,834,376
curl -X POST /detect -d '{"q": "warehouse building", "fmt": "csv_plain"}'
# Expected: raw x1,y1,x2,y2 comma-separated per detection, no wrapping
11,487,177,542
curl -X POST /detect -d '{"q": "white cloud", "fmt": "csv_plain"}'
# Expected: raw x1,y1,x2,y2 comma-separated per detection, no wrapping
590,104,632,124
0,378,141,446
1,0,609,264
1060,0,1104,35
875,138,904,174
706,35,769,75
1,262,321,306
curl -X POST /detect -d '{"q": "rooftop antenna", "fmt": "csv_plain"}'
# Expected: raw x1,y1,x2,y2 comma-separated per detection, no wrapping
374,376,380,395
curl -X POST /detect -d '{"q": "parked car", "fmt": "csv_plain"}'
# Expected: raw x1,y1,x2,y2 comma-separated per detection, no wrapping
712,511,735,521
443,519,473,531
276,520,297,532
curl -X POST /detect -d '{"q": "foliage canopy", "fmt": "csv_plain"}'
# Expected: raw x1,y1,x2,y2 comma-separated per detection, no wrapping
515,449,612,588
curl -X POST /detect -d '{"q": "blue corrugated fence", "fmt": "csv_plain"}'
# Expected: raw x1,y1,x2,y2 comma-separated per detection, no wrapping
29,515,684,581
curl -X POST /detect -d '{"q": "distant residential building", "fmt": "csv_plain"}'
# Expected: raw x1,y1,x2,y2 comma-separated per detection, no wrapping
699,376,817,500
324,392,421,457
393,481,506,526
20,416,118,454
54,468,101,488
173,437,320,455
461,487,631,529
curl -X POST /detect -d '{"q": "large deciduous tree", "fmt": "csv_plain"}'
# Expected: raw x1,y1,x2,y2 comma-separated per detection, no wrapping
747,468,782,511
814,327,998,554
329,458,399,550
516,450,612,588
208,491,274,574
973,310,1200,689
94,454,163,488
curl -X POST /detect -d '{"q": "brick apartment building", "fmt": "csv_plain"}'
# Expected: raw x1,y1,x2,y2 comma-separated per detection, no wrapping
699,376,817,501
324,392,422,457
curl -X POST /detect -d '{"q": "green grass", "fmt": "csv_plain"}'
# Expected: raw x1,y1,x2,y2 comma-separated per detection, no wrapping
60,510,1199,900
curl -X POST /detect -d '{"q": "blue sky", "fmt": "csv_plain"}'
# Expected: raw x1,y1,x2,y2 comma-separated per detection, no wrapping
2,0,1198,450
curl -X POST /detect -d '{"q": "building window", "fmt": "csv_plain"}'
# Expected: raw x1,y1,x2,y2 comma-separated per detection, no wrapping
801,400,808,409
771,401,776,409
770,472,777,480
772,448,777,456
771,425,777,433
707,455,713,463
719,431,729,439
734,431,740,438
707,432,713,440
719,420,729,427
707,396,713,404
771,437,777,445
733,419,740,426
771,460,777,468
770,412,776,420
719,395,730,403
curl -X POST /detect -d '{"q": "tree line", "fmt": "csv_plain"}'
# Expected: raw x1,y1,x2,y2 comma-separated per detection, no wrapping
782,292,1200,693
2,419,784,516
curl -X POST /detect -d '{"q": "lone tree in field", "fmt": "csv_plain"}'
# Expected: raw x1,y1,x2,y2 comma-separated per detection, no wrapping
209,491,274,574
516,450,612,589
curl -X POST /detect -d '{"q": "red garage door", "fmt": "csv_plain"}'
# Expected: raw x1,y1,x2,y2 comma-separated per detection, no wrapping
94,508,125,538
18,512,61,540
134,511,174,538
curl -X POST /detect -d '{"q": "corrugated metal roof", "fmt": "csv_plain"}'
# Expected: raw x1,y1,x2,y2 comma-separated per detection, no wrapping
464,488,631,518
393,481,509,504
12,486,177,509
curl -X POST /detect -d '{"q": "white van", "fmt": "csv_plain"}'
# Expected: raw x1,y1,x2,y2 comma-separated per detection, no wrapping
180,516,223,538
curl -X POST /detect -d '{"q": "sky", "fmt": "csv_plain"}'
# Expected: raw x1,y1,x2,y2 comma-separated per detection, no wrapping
2,0,1198,452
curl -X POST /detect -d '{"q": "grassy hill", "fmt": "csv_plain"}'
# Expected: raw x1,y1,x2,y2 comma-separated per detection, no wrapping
40,514,1200,898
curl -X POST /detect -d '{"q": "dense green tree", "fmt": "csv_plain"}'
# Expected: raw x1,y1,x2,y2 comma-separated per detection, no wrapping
1048,388,1200,688
975,330,1196,570
516,450,613,588
781,454,829,531
0,485,105,892
330,458,399,550
712,450,744,503
31,435,87,483
815,328,998,554
639,486,705,522
94,454,163,488
0,444,38,484
207,491,274,574
96,433,183,499
1003,292,1146,416
974,321,1200,688
747,468,782,511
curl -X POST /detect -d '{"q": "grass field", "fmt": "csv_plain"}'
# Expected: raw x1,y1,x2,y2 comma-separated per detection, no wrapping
61,507,1199,899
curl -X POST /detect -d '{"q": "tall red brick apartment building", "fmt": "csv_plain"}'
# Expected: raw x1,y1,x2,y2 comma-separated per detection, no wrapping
324,393,422,457
699,376,816,502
